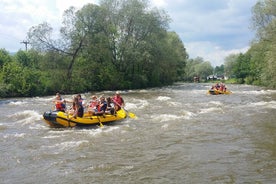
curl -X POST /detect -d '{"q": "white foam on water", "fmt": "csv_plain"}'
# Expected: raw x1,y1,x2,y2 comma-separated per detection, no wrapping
199,107,223,114
248,101,276,109
266,89,276,94
125,102,138,110
68,128,103,137
161,123,169,129
43,121,127,139
73,125,124,138
48,129,73,135
3,133,26,139
44,129,75,139
42,140,89,152
209,101,223,106
151,114,181,122
11,110,40,119
132,99,149,109
156,96,171,101
235,89,276,96
34,96,55,103
14,133,26,137
138,89,149,93
168,101,181,107
8,101,27,106
267,101,276,109
42,135,63,139
191,89,208,94
103,126,120,133
29,123,47,130
179,110,196,119
10,110,42,125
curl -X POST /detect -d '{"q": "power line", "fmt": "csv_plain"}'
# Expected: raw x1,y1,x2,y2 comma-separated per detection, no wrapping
20,40,30,51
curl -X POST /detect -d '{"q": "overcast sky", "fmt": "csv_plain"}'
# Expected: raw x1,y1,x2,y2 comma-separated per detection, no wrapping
0,0,258,66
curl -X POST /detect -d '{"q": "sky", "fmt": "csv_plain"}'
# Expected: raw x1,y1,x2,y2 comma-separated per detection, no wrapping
0,0,259,66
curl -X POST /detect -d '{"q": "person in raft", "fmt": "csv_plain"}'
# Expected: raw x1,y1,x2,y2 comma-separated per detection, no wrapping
76,94,85,106
106,97,115,115
87,95,99,115
53,92,66,112
93,96,107,116
69,96,84,118
112,91,125,111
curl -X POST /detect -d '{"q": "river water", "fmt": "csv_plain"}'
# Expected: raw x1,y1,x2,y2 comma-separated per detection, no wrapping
0,83,275,183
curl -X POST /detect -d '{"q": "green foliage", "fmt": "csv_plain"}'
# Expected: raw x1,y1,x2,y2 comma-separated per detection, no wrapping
194,61,213,80
214,65,224,76
0,0,189,97
223,0,276,88
184,57,213,82
233,53,251,79
224,54,239,78
0,49,12,68
0,60,44,97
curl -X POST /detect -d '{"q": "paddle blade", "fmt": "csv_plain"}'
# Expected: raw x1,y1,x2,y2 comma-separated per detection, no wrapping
128,112,137,118
117,110,127,118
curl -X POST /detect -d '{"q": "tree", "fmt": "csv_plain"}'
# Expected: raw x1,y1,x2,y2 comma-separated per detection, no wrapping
233,53,251,80
0,49,14,97
166,31,188,81
20,0,188,95
214,65,224,76
251,0,276,88
27,7,86,87
0,48,12,68
184,57,213,81
194,61,213,80
15,50,32,67
224,54,239,78
98,0,175,88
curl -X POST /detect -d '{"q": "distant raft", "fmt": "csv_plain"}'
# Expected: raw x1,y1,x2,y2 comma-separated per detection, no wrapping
207,89,232,95
43,109,127,128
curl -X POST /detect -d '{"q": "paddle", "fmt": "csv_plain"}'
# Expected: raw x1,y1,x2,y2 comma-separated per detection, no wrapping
114,102,136,118
96,116,104,128
116,108,127,118
121,107,136,118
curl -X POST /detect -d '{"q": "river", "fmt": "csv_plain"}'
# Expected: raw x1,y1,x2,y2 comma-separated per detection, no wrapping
0,83,275,183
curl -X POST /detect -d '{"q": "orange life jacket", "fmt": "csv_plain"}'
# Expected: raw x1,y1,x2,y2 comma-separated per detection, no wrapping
56,101,65,111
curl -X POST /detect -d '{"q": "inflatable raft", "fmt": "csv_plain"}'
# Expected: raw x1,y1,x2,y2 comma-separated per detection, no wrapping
208,89,232,95
43,109,127,128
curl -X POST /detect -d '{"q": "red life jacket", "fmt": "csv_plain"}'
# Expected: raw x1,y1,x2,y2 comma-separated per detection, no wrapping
56,101,65,111
55,96,65,111
113,96,123,106
97,104,101,111
89,100,98,108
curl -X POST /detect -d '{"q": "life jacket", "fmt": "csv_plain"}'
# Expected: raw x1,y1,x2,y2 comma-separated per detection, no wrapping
97,105,101,112
56,100,65,111
101,101,107,112
113,96,123,106
97,101,107,112
89,100,98,109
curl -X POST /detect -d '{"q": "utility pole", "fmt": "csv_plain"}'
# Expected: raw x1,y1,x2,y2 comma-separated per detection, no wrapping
20,40,30,51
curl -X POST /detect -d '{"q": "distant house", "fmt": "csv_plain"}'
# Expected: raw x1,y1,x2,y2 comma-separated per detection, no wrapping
207,75,225,80
206,75,217,80
217,75,224,80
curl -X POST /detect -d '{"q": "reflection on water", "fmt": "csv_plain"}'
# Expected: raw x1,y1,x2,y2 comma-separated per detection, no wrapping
0,83,275,183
